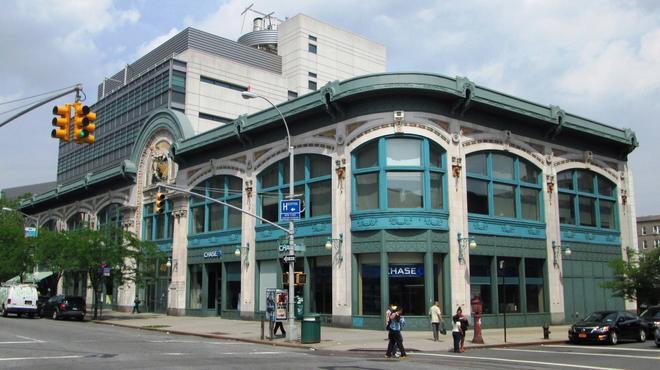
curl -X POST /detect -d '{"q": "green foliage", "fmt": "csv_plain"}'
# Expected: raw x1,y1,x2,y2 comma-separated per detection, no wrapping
603,247,660,307
0,198,33,282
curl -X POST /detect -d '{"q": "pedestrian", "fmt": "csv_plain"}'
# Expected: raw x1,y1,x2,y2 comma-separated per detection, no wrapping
273,320,286,337
429,301,443,341
132,296,141,314
385,307,407,359
451,311,462,353
385,303,396,330
456,307,469,352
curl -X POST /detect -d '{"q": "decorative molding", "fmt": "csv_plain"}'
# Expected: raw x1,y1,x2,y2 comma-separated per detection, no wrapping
351,211,449,232
468,215,546,239
172,209,188,219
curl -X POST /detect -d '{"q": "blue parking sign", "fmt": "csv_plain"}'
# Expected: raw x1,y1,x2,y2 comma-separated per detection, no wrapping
280,199,301,221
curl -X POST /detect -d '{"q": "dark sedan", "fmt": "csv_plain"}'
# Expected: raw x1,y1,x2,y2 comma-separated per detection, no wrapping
639,305,660,338
40,295,86,321
568,310,647,345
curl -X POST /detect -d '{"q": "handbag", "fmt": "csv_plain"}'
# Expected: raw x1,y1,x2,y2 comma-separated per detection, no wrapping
440,320,447,335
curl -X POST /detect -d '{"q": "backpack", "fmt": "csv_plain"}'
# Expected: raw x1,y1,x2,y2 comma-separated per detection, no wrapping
460,317,469,331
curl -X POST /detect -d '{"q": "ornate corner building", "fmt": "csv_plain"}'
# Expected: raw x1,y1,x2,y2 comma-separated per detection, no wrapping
20,13,638,329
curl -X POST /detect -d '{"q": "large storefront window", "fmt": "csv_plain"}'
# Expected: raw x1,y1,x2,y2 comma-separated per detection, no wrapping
310,257,332,314
466,152,542,221
258,154,331,222
142,201,174,241
557,169,617,229
226,262,241,310
525,258,545,313
470,256,493,314
352,136,446,211
359,254,380,315
498,257,521,313
189,264,203,309
190,175,243,234
389,260,425,315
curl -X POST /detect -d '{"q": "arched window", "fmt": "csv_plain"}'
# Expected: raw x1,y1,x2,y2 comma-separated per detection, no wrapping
557,169,617,229
98,203,122,229
41,219,58,232
190,175,243,234
258,154,331,222
466,152,542,221
67,212,91,230
352,136,446,211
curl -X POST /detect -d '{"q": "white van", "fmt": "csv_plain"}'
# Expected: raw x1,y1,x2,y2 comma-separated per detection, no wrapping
0,283,39,318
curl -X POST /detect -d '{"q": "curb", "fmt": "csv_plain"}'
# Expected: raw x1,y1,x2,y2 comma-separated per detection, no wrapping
92,320,317,350
93,320,566,353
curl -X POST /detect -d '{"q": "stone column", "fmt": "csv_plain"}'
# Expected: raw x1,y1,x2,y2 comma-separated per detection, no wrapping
116,208,138,312
544,155,565,323
619,164,638,311
448,121,471,315
333,140,351,326
168,194,189,316
240,172,257,319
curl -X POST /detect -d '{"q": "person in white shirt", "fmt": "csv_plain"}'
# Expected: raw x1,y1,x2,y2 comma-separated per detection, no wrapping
451,308,463,353
429,301,443,341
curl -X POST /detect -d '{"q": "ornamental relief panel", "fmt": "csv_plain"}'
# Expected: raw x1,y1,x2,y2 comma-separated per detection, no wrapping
347,119,451,149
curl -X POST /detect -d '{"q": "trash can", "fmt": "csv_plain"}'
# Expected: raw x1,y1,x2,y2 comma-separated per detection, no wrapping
294,295,304,320
301,314,321,343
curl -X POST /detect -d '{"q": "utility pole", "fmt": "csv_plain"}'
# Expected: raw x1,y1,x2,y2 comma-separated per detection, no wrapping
0,85,83,129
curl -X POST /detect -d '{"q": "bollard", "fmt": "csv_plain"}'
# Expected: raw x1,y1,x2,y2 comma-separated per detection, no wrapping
542,322,551,339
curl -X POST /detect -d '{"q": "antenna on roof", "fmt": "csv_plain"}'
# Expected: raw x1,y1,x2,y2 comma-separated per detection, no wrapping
240,3,254,34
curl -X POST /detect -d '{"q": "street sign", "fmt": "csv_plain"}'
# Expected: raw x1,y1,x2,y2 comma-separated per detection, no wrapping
103,267,111,277
278,243,306,253
283,255,296,263
279,199,301,221
24,227,37,238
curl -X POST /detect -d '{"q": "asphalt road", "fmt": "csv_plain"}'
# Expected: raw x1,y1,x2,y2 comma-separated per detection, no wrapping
0,315,658,369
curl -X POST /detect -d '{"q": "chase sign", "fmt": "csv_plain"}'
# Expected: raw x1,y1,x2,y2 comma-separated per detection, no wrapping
203,249,222,259
389,264,424,278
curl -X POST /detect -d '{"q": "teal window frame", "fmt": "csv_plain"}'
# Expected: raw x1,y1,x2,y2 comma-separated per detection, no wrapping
557,169,618,230
188,175,243,234
257,154,332,223
465,151,543,221
97,203,123,229
351,135,447,212
143,200,174,241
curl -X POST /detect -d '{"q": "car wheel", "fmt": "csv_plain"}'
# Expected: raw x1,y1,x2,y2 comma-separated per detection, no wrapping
637,329,646,342
609,331,618,345
76,316,84,322
51,309,59,320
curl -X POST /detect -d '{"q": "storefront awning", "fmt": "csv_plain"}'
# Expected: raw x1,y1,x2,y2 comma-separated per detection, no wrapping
3,271,54,284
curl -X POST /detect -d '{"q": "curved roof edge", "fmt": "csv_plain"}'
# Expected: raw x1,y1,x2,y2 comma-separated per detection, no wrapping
173,72,637,159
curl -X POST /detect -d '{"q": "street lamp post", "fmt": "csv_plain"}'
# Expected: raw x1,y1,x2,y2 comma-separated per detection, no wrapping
241,91,296,342
499,259,507,343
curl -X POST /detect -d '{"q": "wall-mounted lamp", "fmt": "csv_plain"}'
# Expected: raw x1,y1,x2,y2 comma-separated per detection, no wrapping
457,232,477,263
325,234,344,263
166,257,178,272
551,241,572,267
245,180,253,200
234,243,250,268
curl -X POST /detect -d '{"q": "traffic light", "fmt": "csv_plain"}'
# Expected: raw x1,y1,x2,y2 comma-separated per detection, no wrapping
73,102,96,144
155,192,165,214
51,104,70,142
295,272,307,286
283,272,290,285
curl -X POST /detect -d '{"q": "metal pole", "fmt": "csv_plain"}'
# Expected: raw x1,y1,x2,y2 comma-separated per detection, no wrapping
0,85,82,129
288,142,295,342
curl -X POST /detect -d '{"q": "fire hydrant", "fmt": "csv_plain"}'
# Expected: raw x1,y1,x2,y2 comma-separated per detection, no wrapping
542,322,551,339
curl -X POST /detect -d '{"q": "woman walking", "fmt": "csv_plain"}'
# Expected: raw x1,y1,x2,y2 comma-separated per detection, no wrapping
451,311,462,353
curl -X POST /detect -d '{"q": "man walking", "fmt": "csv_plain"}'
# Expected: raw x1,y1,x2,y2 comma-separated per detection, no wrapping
429,301,442,341
132,296,141,314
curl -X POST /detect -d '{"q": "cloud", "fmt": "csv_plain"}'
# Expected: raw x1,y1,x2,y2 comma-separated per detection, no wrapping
135,27,180,58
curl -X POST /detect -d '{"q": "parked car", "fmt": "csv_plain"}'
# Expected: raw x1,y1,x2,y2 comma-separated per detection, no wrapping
40,295,86,321
639,305,660,338
0,284,38,318
568,310,647,345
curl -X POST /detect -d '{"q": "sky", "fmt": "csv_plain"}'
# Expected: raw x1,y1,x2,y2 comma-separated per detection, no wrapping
1,0,659,216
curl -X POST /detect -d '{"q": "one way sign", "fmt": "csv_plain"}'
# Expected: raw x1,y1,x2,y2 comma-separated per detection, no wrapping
279,199,301,221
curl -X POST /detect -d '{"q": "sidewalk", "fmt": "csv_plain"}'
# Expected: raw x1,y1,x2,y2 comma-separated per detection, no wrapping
93,311,569,352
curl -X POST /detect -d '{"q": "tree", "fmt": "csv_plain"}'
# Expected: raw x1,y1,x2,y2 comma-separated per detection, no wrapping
33,229,74,295
64,226,162,319
603,247,660,308
0,198,33,282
